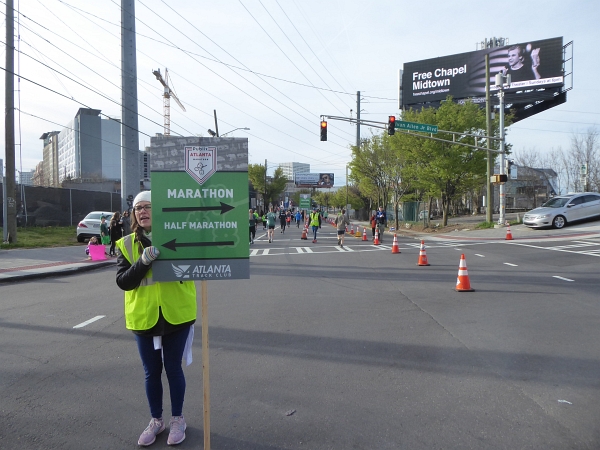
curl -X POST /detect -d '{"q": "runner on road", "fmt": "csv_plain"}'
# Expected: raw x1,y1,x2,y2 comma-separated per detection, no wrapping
335,209,351,248
266,207,277,243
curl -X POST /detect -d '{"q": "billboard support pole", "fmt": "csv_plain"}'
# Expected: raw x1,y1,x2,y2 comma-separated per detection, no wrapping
485,54,493,223
496,75,507,226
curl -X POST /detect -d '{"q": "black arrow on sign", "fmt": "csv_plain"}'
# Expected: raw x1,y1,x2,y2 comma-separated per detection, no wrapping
162,239,235,252
162,202,234,215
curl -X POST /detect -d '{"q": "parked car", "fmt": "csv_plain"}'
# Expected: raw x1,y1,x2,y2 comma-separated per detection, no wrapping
523,193,600,229
418,210,432,220
76,211,114,242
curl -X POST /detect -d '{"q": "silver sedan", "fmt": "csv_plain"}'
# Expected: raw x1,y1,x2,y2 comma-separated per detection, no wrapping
523,193,600,229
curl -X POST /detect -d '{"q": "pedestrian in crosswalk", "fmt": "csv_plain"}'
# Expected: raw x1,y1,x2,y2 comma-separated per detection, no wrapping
335,209,351,248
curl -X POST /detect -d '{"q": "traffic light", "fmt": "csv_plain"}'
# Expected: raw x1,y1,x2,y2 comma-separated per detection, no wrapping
490,174,508,184
388,116,396,135
320,120,327,141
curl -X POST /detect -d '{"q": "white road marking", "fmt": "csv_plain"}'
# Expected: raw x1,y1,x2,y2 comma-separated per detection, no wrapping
504,263,518,267
474,254,485,257
553,276,574,282
73,315,105,329
250,249,259,256
508,242,600,257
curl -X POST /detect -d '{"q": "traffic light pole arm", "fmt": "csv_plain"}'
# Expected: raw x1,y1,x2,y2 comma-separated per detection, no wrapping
320,115,387,130
320,114,503,153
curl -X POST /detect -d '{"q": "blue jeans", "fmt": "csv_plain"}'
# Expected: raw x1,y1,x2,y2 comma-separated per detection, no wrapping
135,326,190,418
312,226,319,240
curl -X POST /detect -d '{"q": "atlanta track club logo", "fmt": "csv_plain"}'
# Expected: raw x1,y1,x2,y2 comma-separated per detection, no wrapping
185,146,216,184
171,264,191,279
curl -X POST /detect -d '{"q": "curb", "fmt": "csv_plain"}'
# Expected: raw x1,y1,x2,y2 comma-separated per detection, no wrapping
0,260,116,284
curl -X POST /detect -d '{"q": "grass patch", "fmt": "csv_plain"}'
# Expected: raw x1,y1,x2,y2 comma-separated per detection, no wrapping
0,226,81,249
476,221,495,229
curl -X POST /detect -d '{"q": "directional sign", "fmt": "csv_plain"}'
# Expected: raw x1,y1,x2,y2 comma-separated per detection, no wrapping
151,170,249,281
395,120,438,134
299,194,311,210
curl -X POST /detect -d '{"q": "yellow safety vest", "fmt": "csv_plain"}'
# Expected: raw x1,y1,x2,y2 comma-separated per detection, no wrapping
310,212,320,227
116,234,197,331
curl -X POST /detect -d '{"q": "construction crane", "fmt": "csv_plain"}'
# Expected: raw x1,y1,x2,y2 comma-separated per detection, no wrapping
152,68,186,136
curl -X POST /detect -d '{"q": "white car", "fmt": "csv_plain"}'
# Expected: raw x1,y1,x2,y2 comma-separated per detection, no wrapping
76,211,115,242
523,193,600,229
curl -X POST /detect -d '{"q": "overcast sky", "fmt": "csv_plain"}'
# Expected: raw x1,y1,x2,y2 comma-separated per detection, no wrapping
1,0,598,186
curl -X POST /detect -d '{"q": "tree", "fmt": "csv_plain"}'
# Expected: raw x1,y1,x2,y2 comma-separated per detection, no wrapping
569,127,599,192
403,97,502,226
349,135,392,211
248,164,288,209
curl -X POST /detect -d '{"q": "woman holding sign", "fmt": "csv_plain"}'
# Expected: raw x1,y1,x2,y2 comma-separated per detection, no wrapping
115,191,197,447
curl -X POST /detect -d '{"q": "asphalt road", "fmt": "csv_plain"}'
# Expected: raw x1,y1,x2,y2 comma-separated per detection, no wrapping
1,225,599,449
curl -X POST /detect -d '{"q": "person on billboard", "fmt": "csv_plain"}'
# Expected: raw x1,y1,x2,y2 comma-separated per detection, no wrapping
318,173,332,187
501,44,541,82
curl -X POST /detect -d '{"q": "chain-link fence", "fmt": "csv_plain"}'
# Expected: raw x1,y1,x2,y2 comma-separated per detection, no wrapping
0,183,121,227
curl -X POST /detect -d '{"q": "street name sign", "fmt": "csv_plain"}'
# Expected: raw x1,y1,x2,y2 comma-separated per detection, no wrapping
395,120,438,134
151,145,249,281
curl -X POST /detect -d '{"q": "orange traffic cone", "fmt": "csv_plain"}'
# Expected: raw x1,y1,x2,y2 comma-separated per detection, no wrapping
362,227,368,241
373,229,380,245
345,225,348,232
417,240,430,266
350,224,354,234
505,223,513,240
301,226,308,240
455,254,474,292
391,233,400,253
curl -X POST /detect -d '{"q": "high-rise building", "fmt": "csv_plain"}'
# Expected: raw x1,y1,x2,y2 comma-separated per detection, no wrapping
18,170,35,186
278,162,310,182
56,108,121,183
39,131,60,187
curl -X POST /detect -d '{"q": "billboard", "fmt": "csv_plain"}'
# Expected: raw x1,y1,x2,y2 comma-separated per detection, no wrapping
401,37,564,110
295,173,334,188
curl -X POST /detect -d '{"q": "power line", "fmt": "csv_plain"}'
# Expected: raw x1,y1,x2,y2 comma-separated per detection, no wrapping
145,0,354,140
0,65,156,138
7,5,208,136
1,41,194,137
238,0,347,117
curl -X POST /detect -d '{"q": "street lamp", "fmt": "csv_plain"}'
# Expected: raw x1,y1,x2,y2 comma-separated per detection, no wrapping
220,127,250,137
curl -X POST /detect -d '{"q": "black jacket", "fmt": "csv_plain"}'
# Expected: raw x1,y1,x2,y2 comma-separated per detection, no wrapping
116,233,151,291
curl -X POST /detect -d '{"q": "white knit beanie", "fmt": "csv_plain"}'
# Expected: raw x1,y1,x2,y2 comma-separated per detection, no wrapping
133,190,151,206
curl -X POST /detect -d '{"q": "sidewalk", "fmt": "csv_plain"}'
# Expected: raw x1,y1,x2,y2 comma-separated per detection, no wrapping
350,218,600,242
0,245,116,283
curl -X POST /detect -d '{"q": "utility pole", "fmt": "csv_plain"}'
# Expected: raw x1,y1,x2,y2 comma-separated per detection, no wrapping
356,91,360,149
264,159,267,210
121,0,141,211
485,54,493,223
4,0,16,242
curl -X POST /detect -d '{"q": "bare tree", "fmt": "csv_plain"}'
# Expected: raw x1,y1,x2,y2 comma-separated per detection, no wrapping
569,127,599,192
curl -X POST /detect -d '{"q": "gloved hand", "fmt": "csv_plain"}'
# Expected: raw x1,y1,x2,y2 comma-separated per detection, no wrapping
141,246,160,266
